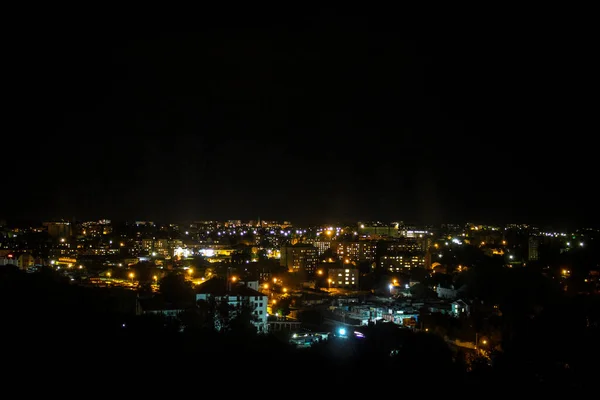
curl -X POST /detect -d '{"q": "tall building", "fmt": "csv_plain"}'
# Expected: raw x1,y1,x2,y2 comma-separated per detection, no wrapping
330,241,376,263
528,236,539,261
328,266,359,289
280,243,319,276
43,220,72,239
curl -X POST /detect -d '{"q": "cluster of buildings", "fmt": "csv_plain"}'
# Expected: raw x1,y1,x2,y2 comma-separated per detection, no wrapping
139,273,476,338
2,218,597,339
3,218,589,277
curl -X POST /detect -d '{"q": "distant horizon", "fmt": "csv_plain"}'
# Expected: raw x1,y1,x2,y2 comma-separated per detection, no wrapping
1,215,597,231
4,22,597,243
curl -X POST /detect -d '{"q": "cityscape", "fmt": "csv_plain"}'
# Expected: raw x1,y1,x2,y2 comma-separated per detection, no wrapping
4,16,598,394
2,217,599,391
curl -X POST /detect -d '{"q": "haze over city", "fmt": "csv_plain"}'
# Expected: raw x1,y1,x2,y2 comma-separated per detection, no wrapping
3,16,597,228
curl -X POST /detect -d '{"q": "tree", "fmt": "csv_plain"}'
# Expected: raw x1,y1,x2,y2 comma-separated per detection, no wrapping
158,272,195,307
215,296,232,332
391,331,458,382
178,307,207,333
196,298,217,331
410,266,428,282
228,300,258,336
133,260,157,283
137,281,154,298
409,282,435,299
273,297,291,318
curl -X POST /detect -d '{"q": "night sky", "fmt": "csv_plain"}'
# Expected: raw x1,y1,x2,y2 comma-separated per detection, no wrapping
3,15,597,228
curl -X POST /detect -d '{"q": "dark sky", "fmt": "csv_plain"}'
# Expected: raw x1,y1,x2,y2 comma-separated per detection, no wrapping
3,15,598,228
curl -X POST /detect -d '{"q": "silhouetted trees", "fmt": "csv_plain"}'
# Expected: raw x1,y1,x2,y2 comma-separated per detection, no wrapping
158,271,195,306
409,282,436,299
2,261,598,390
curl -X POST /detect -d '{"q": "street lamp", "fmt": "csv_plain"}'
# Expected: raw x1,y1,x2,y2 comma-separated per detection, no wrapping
128,272,134,283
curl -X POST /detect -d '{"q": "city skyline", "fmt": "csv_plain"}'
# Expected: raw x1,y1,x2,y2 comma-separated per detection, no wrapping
4,18,596,229
1,216,597,235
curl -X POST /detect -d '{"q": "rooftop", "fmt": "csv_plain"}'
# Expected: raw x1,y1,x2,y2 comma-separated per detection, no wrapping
195,277,266,297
